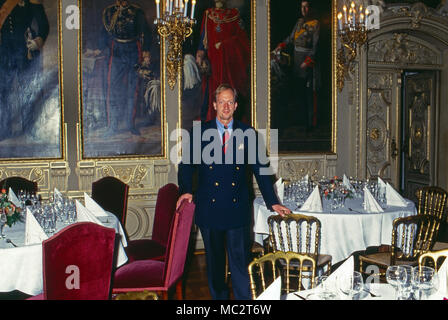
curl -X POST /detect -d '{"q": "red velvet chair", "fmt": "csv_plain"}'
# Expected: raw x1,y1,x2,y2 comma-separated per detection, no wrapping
125,183,179,262
112,200,195,300
0,176,38,194
29,222,117,300
91,176,129,226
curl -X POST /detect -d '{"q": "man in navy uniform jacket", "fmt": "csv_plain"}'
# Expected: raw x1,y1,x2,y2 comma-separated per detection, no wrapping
177,83,291,300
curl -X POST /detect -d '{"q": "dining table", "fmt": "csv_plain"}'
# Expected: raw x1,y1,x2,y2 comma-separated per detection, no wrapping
0,209,128,296
253,195,417,264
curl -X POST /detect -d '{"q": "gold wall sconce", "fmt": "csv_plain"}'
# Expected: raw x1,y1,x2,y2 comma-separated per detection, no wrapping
154,0,197,90
336,1,378,92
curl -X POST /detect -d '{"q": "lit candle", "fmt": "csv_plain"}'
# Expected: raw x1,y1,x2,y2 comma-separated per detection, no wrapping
166,0,169,13
343,5,348,24
360,12,364,26
352,8,356,26
365,8,369,28
191,0,196,19
155,0,160,18
337,12,343,30
184,0,189,17
180,0,184,14
169,0,173,14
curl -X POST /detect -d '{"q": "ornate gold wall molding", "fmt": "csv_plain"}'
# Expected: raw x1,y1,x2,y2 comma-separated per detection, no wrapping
0,162,70,198
277,155,337,182
368,33,440,66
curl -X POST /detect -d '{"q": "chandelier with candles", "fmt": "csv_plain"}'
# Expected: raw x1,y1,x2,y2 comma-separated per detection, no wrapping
154,0,197,90
336,1,373,92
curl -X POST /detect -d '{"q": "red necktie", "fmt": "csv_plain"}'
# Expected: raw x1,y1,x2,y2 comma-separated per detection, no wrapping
223,126,230,154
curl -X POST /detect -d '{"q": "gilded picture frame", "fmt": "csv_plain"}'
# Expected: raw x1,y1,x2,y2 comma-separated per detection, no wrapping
0,0,64,160
269,0,336,154
78,0,165,160
180,0,254,133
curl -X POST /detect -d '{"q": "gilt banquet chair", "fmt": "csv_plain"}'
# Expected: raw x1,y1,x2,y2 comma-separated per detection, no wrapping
418,248,448,272
248,251,317,299
267,213,332,275
359,215,440,280
112,199,195,300
91,176,129,226
28,222,117,300
125,183,179,262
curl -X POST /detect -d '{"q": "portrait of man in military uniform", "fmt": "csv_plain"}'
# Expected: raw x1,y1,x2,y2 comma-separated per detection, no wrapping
270,0,332,153
80,0,162,158
0,0,63,159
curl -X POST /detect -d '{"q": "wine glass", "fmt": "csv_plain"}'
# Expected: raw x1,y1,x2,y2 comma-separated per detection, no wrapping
337,271,364,300
412,266,439,300
386,266,407,299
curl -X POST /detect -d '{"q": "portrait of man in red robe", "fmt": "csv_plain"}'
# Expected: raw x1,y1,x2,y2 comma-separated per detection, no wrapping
195,0,251,124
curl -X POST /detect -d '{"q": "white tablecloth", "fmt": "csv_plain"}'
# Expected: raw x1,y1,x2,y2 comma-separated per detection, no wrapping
253,196,417,263
0,211,128,295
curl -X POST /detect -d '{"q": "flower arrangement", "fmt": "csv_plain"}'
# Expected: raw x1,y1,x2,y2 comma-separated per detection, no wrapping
322,176,353,200
0,189,23,227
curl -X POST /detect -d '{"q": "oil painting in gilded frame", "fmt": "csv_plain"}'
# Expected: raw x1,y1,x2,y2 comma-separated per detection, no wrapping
180,0,253,133
79,0,164,159
0,0,63,160
269,0,334,153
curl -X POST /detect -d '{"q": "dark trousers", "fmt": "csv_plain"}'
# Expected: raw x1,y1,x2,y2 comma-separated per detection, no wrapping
199,225,252,300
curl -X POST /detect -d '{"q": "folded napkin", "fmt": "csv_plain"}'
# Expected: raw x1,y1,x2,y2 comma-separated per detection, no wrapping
54,188,63,201
299,185,322,212
322,255,354,293
363,186,384,213
377,177,387,196
75,200,103,224
342,174,355,192
256,276,282,300
301,174,309,183
8,187,21,208
274,178,284,203
25,207,48,245
84,192,109,217
386,183,407,207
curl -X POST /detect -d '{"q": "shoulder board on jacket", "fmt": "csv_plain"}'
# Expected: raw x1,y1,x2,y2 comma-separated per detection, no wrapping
30,0,42,4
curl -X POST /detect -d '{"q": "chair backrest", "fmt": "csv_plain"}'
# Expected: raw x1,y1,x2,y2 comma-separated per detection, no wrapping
42,222,116,300
91,176,129,226
268,213,321,256
152,183,179,246
416,186,448,234
162,199,195,289
418,248,448,272
0,176,38,194
248,251,317,299
391,215,440,264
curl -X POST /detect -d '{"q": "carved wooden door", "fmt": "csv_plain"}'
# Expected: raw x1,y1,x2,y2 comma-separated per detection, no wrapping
401,71,437,201
366,69,402,187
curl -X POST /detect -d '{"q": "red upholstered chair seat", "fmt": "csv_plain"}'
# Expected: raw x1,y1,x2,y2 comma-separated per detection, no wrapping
112,200,195,299
125,183,179,262
27,222,116,300
125,239,166,262
113,260,165,289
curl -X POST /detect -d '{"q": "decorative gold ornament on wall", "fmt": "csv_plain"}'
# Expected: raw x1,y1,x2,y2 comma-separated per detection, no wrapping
155,0,196,90
336,1,379,92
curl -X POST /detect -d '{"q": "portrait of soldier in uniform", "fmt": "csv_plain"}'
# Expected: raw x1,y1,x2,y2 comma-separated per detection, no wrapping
80,0,162,158
0,0,63,159
270,0,332,153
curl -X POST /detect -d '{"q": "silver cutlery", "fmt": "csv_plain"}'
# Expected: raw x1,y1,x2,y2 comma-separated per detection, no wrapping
6,239,17,247
293,292,307,300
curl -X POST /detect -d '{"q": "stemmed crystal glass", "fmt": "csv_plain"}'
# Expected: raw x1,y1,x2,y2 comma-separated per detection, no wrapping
337,271,364,300
386,265,408,299
412,266,439,300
